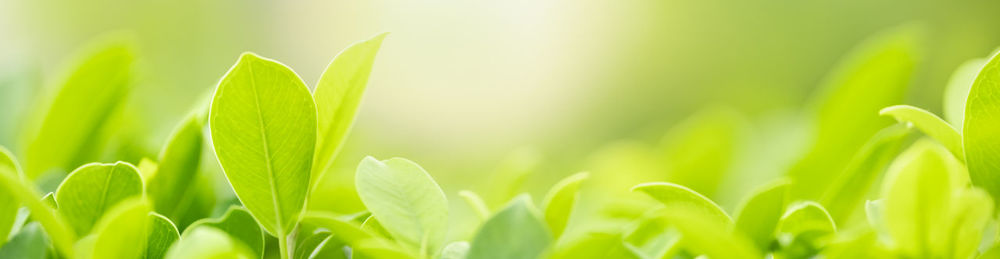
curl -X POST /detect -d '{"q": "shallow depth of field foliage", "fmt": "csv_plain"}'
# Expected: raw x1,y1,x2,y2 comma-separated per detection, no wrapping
4,2,1000,258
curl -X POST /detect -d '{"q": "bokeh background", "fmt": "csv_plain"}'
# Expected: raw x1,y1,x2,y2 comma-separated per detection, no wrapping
2,0,1000,238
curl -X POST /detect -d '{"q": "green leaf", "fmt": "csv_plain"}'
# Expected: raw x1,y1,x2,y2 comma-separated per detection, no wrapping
733,180,789,250
352,239,419,259
25,41,135,179
879,105,964,160
775,201,836,258
293,231,347,259
624,212,681,258
300,212,376,245
789,27,920,199
147,213,181,259
312,33,387,181
0,147,75,257
540,172,588,239
149,113,214,230
944,188,993,259
648,206,761,258
54,161,143,235
881,140,958,257
0,222,49,259
439,241,469,259
41,192,56,209
944,58,987,128
458,190,490,221
821,230,890,259
89,198,151,259
355,156,449,255
630,182,731,227
0,147,21,247
165,226,255,259
659,108,744,197
466,196,551,259
964,51,1000,206
820,124,910,223
209,52,317,238
186,206,265,258
360,215,394,241
551,232,642,259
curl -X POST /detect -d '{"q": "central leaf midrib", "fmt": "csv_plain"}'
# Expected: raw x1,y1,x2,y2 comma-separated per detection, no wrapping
93,164,119,229
246,60,286,235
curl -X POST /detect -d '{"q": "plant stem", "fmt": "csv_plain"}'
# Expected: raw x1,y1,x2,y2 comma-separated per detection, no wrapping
279,233,290,259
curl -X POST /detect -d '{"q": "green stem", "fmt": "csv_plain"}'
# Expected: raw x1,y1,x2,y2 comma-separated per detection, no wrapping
279,233,290,259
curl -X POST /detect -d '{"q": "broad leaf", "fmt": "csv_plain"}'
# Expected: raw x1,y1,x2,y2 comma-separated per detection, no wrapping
165,226,255,259
147,213,181,259
963,51,1000,205
733,180,789,250
89,198,150,259
467,196,551,259
551,232,642,259
540,172,588,239
209,52,317,237
312,33,387,182
631,182,731,226
820,125,909,223
944,58,987,128
149,113,214,230
0,222,49,259
186,206,265,258
458,190,490,221
789,27,919,199
54,161,143,235
880,105,963,160
26,42,135,179
881,140,959,257
0,148,75,257
355,156,448,255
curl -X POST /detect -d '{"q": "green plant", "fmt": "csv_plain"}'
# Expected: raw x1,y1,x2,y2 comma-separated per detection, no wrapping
4,26,1000,259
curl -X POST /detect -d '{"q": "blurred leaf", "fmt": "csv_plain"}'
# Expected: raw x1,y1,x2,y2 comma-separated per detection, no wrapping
165,226,255,259
186,206,265,258
54,162,143,235
312,33,386,183
881,140,957,257
624,212,681,258
944,188,993,259
41,192,55,208
733,180,789,251
0,222,49,259
775,201,836,258
879,105,963,160
360,215,395,241
944,58,987,128
540,172,588,239
458,190,490,221
485,148,542,207
0,146,75,257
439,241,469,259
147,213,181,259
467,196,552,259
293,231,347,259
209,53,316,238
822,230,890,259
653,207,760,258
631,182,731,226
864,200,887,239
149,113,214,230
300,211,376,245
355,156,448,256
25,41,135,179
551,232,642,259
820,125,910,224
963,51,1000,206
659,108,743,197
352,239,419,259
0,148,20,247
789,27,920,199
137,158,157,181
89,198,150,259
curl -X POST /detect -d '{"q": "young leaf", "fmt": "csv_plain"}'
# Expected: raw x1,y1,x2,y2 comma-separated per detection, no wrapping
54,161,143,235
0,147,75,257
360,215,395,241
630,182,731,227
624,212,681,258
300,212,375,244
0,147,21,247
209,53,317,240
963,51,1000,205
89,198,151,259
149,113,214,230
945,188,993,259
879,105,963,160
186,206,265,258
820,124,909,223
649,206,761,258
165,227,255,259
776,201,836,258
466,196,552,259
312,33,387,181
789,27,919,199
550,232,642,259
458,190,490,221
881,140,957,257
733,180,789,250
26,42,135,179
944,58,987,128
659,108,743,197
440,241,470,259
293,231,347,259
148,213,181,259
0,222,49,259
355,156,449,255
540,172,588,239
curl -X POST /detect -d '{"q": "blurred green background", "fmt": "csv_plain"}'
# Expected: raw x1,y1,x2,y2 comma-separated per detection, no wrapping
2,0,1000,238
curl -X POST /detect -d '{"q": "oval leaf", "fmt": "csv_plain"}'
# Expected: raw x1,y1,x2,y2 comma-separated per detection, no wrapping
541,172,588,239
820,124,909,223
880,105,963,160
54,161,143,235
89,198,151,259
945,188,993,259
776,201,836,255
631,182,732,226
733,180,789,250
355,156,448,255
147,213,181,259
209,52,317,237
0,223,49,259
165,227,255,259
149,113,214,230
964,51,1000,206
944,58,987,128
186,206,265,258
881,140,958,257
467,196,551,259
